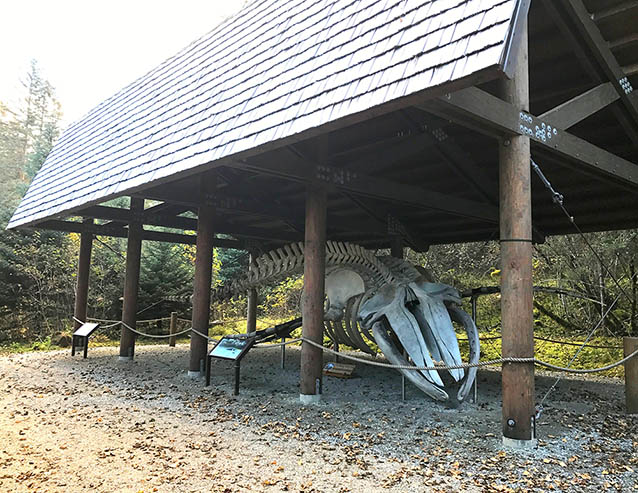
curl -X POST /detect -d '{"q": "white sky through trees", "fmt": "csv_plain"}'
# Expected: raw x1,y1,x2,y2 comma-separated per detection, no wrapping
0,0,244,127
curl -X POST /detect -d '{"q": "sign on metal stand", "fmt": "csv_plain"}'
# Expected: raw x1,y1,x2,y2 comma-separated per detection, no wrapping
72,322,100,359
205,336,255,395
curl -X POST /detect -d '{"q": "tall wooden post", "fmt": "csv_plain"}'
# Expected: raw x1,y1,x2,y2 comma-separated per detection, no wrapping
73,218,94,330
246,252,258,334
499,21,535,447
189,173,216,377
625,337,638,414
300,185,327,404
119,198,144,360
390,236,404,260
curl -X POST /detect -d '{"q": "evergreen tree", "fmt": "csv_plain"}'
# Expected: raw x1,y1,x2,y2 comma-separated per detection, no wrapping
138,241,194,319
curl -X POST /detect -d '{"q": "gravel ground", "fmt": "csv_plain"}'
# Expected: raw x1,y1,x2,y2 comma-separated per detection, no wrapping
0,343,636,492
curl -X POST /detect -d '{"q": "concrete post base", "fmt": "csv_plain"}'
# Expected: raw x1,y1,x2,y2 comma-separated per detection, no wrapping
187,371,202,379
502,436,537,449
118,356,134,361
300,394,321,405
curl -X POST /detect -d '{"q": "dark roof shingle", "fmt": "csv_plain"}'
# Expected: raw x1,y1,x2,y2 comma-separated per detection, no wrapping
9,0,519,229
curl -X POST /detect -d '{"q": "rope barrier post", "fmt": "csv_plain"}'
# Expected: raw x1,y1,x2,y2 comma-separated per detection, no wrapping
471,295,479,404
300,184,327,405
119,198,144,361
401,349,407,402
281,338,286,367
73,218,93,331
498,19,536,449
189,173,216,378
234,360,241,395
169,312,177,347
624,337,638,414
246,252,258,335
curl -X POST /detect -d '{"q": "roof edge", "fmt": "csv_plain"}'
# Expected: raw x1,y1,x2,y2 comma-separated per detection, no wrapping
500,0,532,79
7,64,509,232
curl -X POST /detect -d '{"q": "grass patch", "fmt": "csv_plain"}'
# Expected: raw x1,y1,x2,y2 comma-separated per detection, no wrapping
458,331,625,378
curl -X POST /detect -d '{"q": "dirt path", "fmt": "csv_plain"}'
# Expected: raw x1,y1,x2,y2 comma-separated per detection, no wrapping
0,344,636,492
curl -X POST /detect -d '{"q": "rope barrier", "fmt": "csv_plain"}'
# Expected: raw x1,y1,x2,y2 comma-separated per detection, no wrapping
458,333,623,350
73,316,637,375
533,336,622,350
254,338,302,348
119,321,192,339
298,337,638,374
85,316,173,325
72,317,121,329
189,327,219,342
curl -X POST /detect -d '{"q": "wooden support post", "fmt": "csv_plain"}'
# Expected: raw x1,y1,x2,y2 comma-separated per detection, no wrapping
391,236,407,399
169,311,177,347
390,236,404,260
119,198,144,360
471,296,479,404
189,173,216,377
499,21,536,448
73,218,93,330
246,252,257,334
625,337,638,414
300,185,327,404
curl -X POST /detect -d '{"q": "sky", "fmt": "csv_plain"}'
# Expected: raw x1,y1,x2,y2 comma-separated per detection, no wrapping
0,0,245,127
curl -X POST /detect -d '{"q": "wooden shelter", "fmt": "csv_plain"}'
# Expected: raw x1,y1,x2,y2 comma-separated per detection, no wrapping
8,0,638,447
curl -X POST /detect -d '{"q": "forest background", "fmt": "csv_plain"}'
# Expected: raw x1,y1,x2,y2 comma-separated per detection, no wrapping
1,62,636,374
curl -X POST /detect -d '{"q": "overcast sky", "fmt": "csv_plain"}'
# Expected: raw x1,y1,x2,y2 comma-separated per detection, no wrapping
0,0,245,127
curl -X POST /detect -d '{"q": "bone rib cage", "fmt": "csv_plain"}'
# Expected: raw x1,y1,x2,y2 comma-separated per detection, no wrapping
207,241,479,403
212,241,396,302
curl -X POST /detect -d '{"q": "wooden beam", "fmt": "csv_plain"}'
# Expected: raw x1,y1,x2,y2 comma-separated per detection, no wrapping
424,87,638,187
400,110,498,204
592,1,638,22
36,219,244,249
539,82,620,129
75,204,298,243
624,63,638,77
229,158,499,223
342,194,431,252
140,186,390,238
542,0,638,146
560,0,638,117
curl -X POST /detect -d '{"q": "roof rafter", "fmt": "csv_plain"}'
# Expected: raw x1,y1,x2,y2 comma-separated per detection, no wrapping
542,0,638,146
35,220,244,249
422,86,638,187
228,150,499,223
539,82,620,129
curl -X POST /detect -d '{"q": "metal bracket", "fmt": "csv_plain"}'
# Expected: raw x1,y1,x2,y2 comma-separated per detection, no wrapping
519,112,559,144
430,127,449,142
619,77,634,95
315,164,358,186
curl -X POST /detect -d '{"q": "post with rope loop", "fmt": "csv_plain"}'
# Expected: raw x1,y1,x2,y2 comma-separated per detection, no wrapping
246,251,258,335
119,198,144,361
300,183,327,404
498,19,536,448
73,217,94,331
169,312,177,347
625,337,638,414
189,172,216,378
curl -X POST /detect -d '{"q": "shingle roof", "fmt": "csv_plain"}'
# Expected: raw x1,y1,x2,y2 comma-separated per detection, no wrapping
9,0,520,229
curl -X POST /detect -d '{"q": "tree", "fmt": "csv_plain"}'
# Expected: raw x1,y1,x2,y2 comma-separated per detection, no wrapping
0,60,68,342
